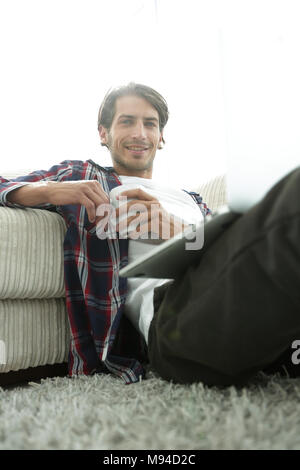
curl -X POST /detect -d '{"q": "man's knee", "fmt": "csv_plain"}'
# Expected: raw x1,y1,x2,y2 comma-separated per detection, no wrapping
272,166,300,209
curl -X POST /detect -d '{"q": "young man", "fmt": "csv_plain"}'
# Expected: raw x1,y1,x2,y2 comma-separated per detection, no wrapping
1,83,300,386
0,83,210,384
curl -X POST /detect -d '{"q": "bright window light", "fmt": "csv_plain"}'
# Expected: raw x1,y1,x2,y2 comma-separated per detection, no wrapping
0,0,299,189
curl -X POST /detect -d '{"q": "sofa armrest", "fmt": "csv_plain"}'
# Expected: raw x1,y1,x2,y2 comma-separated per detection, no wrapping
0,207,66,299
196,174,227,214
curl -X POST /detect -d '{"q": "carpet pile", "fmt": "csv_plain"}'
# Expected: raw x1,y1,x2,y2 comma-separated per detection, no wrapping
0,370,300,450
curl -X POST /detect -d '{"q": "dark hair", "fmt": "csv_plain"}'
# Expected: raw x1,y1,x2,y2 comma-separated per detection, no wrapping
97,82,169,146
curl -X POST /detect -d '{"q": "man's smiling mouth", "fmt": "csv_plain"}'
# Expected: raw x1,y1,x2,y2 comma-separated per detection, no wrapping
125,146,149,151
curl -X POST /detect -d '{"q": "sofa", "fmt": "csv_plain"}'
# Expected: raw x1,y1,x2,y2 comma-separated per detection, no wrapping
0,170,227,386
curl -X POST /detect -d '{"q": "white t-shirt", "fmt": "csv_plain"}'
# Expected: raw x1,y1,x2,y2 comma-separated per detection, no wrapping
109,176,203,344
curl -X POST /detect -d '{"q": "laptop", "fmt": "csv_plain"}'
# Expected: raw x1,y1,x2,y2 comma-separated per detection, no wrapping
119,27,300,280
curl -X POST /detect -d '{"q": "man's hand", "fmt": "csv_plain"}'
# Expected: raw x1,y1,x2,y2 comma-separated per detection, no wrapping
7,180,109,223
115,188,187,240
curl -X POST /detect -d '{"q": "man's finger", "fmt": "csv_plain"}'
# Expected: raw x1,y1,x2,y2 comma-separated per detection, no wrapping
84,185,110,207
115,201,152,219
116,210,149,230
82,186,110,223
117,188,158,202
92,184,110,204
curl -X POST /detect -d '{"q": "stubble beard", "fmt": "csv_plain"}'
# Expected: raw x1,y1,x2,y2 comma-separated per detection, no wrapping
107,134,156,174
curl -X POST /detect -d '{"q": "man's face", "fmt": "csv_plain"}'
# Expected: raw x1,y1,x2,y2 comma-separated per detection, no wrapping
99,95,163,178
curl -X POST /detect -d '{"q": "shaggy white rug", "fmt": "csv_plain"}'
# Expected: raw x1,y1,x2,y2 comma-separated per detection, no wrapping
0,370,300,450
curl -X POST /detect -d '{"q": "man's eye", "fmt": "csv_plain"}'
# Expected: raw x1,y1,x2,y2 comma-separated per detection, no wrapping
121,120,132,125
145,122,156,127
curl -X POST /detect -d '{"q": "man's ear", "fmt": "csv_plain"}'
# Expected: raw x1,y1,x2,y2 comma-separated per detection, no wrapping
99,125,109,145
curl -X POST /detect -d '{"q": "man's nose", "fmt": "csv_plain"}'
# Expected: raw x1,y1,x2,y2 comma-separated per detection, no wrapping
131,121,147,139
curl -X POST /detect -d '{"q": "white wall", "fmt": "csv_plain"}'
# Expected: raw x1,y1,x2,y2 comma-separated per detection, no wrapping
0,0,298,189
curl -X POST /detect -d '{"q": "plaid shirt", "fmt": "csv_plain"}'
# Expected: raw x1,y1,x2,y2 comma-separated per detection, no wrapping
0,159,211,383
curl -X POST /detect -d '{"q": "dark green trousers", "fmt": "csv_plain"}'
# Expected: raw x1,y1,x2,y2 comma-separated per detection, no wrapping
148,167,300,386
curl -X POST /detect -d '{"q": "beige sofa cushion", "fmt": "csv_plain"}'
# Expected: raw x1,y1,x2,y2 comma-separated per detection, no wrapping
0,207,66,299
0,298,69,372
196,174,227,214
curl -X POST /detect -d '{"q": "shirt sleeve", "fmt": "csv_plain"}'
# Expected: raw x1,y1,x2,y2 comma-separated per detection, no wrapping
0,161,74,209
183,190,212,218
